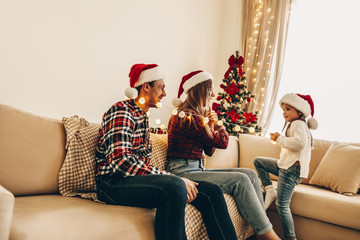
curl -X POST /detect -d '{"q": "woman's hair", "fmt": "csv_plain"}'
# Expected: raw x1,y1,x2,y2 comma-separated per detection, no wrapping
171,79,213,137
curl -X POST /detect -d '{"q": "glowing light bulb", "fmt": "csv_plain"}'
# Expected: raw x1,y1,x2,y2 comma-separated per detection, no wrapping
216,120,223,126
172,109,178,115
156,102,163,108
234,125,241,132
203,117,209,124
249,127,255,133
155,119,161,125
271,140,277,144
179,111,185,118
139,97,145,104
147,111,150,116
160,124,166,130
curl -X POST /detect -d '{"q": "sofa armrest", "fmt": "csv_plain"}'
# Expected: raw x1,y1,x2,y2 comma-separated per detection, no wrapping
205,136,239,169
0,185,14,240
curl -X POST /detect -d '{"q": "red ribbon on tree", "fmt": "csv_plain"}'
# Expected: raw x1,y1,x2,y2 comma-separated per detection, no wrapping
224,54,245,79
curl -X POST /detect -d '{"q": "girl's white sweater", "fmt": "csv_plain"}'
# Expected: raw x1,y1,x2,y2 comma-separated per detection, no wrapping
276,120,312,178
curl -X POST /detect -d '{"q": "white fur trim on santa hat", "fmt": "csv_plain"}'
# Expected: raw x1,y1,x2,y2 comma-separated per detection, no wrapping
279,93,312,118
183,71,213,95
135,66,165,87
124,87,138,99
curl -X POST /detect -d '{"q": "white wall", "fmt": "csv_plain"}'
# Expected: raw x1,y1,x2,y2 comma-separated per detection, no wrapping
0,0,243,125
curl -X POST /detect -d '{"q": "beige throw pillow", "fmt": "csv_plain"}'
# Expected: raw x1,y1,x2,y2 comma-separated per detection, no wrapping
309,142,360,195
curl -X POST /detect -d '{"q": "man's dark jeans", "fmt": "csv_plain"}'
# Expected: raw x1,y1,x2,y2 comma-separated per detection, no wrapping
97,173,237,240
97,174,187,240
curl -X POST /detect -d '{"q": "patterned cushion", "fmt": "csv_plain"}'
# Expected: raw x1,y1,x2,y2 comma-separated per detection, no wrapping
58,116,100,202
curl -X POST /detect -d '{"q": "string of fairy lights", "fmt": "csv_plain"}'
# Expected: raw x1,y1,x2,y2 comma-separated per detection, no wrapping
136,97,256,134
245,0,276,124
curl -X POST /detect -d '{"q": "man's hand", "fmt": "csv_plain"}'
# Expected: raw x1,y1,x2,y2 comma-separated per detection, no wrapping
180,177,199,203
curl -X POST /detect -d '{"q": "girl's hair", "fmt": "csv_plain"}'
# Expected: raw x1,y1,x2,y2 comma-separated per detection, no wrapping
170,79,213,137
281,104,314,146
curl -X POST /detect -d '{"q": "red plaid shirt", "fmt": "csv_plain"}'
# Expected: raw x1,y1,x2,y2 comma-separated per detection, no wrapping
95,99,169,177
167,112,229,160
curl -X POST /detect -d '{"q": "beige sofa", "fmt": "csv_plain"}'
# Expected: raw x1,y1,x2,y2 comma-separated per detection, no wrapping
1,104,359,240
0,104,250,240
206,133,360,240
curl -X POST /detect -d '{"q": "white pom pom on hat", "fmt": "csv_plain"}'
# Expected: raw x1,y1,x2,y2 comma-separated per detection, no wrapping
172,98,183,108
307,117,318,130
124,63,165,99
279,93,318,130
172,70,213,107
124,87,138,99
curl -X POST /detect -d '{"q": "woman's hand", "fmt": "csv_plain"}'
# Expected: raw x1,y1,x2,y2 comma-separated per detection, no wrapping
270,132,280,142
206,110,219,130
180,177,199,203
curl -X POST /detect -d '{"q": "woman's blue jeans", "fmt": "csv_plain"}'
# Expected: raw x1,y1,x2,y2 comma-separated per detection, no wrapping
96,173,237,240
254,157,302,240
166,158,273,236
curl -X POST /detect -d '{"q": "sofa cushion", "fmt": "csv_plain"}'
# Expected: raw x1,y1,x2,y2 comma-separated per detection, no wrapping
58,116,100,201
11,195,157,240
309,142,360,195
0,104,65,196
149,133,168,171
205,136,240,169
271,182,360,230
0,185,14,240
238,134,281,181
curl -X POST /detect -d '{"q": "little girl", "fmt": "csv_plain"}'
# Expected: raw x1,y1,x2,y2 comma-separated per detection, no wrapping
254,93,318,240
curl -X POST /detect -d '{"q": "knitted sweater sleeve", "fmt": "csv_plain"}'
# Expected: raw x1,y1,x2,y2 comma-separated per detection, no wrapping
276,120,308,151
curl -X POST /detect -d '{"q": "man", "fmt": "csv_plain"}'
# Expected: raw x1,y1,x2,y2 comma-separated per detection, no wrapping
95,64,198,240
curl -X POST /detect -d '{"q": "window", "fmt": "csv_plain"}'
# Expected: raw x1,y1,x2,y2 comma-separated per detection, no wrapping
267,0,360,142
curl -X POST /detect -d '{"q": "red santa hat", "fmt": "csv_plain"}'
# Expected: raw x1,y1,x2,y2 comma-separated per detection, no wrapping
172,70,213,107
124,63,165,99
279,93,318,130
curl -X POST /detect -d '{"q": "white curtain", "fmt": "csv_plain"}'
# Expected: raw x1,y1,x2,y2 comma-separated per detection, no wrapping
241,0,292,135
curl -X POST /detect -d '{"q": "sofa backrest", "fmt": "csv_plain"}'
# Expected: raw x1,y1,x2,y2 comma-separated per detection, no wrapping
237,134,360,184
0,104,66,196
237,134,333,184
205,136,240,169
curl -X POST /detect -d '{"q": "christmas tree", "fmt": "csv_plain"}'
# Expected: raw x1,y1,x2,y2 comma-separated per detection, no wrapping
212,51,262,136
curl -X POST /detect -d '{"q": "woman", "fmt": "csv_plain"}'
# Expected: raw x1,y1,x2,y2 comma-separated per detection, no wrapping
167,70,280,240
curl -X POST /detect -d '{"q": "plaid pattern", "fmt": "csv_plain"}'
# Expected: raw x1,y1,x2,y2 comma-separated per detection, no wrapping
167,113,229,160
151,133,252,240
95,100,169,177
58,116,101,202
